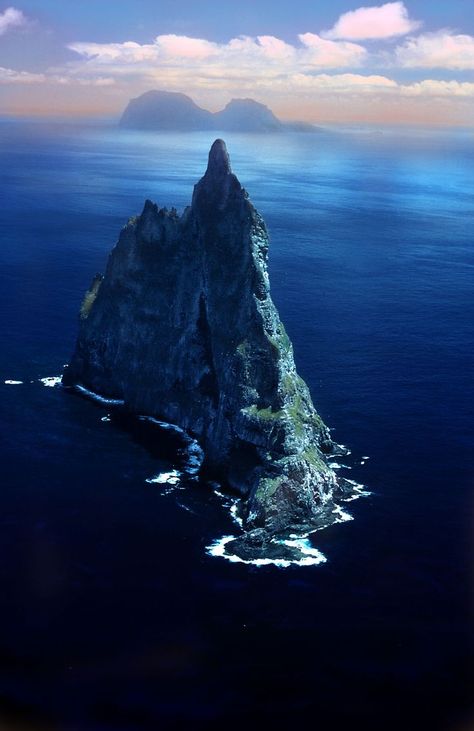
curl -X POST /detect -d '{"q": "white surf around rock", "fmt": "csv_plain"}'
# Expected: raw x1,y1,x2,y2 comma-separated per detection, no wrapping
146,470,181,486
207,535,327,568
40,376,62,388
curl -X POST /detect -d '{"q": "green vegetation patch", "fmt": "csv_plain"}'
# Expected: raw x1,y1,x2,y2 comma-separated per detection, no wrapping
256,474,283,499
244,404,284,421
80,275,103,320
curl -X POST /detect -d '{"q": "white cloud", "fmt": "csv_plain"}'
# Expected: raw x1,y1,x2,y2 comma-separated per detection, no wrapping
68,40,157,64
68,32,366,71
154,34,219,60
0,66,44,84
260,72,398,101
0,6,26,36
298,33,367,67
289,72,398,92
0,66,115,87
265,72,474,98
255,35,295,60
323,2,421,41
54,75,116,87
62,31,474,103
0,62,416,98
399,79,474,97
69,35,222,64
395,31,474,69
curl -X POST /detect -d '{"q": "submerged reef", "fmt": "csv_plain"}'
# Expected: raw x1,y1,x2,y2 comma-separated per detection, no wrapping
64,140,354,560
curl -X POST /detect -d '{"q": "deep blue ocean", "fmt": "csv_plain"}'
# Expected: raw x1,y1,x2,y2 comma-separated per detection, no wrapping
0,120,472,730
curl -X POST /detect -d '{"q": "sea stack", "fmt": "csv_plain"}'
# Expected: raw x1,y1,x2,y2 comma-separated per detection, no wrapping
64,140,349,550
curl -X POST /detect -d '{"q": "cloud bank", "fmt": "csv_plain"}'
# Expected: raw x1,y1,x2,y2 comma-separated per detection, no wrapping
69,32,368,71
63,30,474,100
2,3,474,122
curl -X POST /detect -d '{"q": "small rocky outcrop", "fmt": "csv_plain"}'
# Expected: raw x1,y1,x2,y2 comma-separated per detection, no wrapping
64,140,349,550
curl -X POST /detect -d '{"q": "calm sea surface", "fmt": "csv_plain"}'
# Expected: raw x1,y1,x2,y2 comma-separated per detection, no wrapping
0,121,472,730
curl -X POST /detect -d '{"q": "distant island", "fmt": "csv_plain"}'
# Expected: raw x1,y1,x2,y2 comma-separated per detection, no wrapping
63,139,355,563
119,90,319,133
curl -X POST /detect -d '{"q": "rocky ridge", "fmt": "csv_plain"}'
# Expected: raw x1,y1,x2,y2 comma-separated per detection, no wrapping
64,140,353,560
119,91,319,133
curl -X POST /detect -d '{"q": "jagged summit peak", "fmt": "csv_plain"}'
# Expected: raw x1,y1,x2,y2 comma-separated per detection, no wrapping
192,139,240,209
206,139,231,177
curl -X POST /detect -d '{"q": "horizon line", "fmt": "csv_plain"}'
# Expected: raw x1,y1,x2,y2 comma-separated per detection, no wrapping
1,111,473,129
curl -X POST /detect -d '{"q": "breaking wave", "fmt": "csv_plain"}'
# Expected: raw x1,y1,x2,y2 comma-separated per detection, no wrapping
74,384,125,405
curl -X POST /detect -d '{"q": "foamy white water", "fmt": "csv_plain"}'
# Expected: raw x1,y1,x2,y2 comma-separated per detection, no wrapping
207,535,327,568
138,415,184,434
40,376,62,387
146,470,181,486
75,384,124,405
139,415,204,476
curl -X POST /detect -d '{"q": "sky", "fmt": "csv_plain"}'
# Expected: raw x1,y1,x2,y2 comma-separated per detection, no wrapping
0,0,473,125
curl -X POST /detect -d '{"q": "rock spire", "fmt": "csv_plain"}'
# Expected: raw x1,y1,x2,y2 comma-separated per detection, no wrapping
64,140,351,554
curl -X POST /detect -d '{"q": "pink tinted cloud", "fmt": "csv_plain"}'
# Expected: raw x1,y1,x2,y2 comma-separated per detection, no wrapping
323,2,421,41
256,35,295,60
395,31,474,69
154,34,218,60
70,32,363,69
299,32,367,67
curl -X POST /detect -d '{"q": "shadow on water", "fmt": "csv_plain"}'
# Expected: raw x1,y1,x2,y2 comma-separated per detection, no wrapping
66,387,192,469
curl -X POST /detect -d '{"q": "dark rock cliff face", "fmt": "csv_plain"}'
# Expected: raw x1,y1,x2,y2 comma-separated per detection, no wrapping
64,140,347,541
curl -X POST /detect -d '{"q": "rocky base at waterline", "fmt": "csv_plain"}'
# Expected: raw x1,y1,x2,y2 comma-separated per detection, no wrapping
213,482,358,565
64,138,358,561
